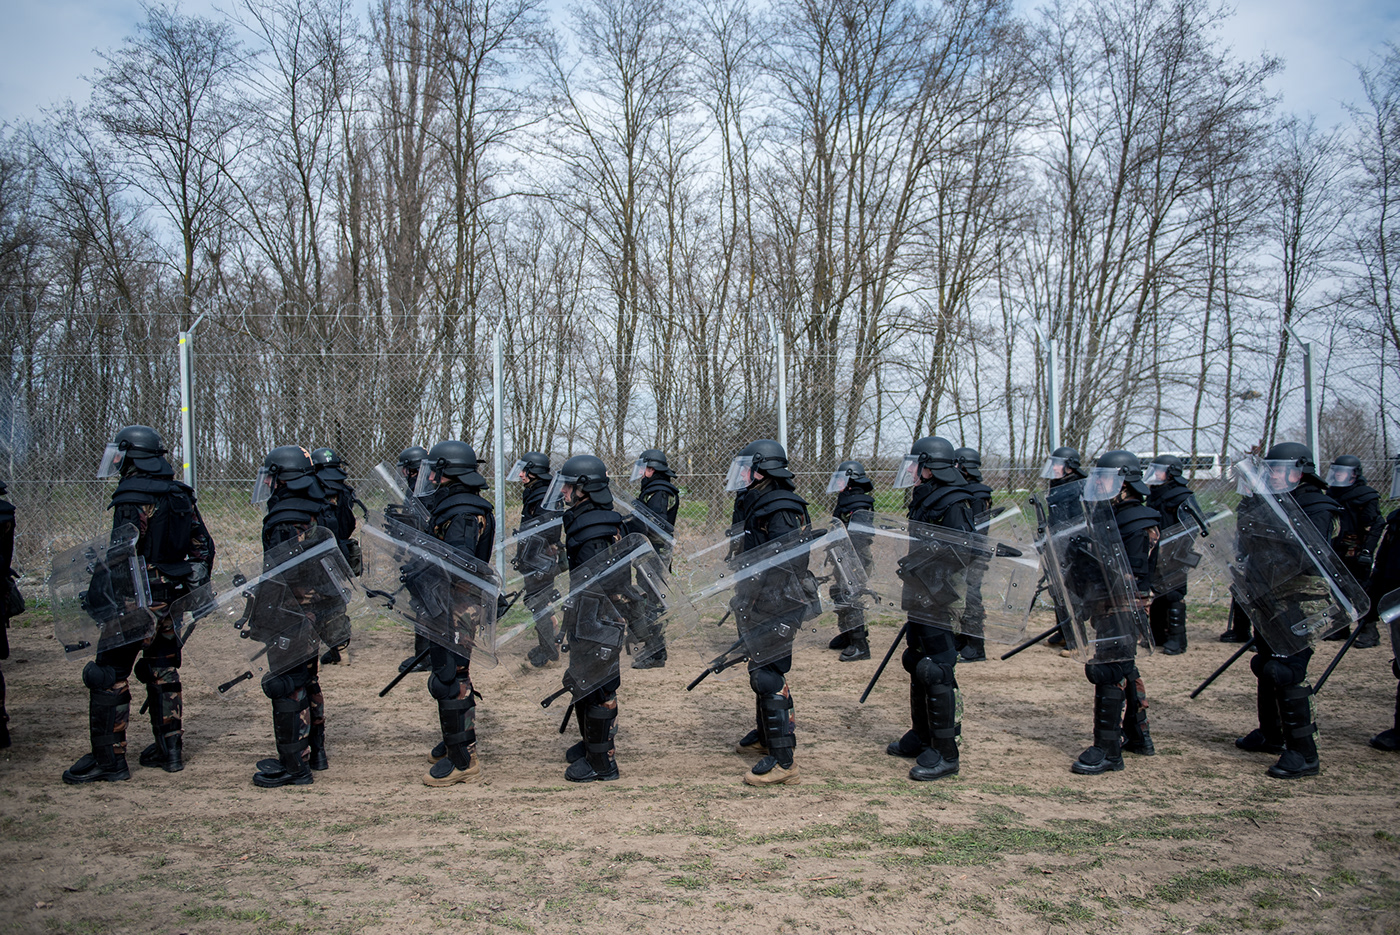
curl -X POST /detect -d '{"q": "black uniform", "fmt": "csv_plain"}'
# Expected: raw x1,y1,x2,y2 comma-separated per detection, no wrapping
888,478,977,779
257,479,348,781
956,479,994,661
1367,507,1400,750
626,472,679,667
1043,476,1084,647
734,478,811,774
1147,478,1205,654
519,475,563,667
830,482,875,657
1234,480,1340,775
561,499,627,779
0,482,14,748
423,481,496,776
1073,495,1160,774
1326,480,1383,643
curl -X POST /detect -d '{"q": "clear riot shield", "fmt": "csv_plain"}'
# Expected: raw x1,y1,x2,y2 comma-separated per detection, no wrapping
559,534,696,695
617,498,676,564
359,511,501,666
494,514,566,653
49,524,155,660
685,521,867,675
172,527,353,697
1036,499,1152,664
1382,589,1400,657
1152,509,1234,596
1209,458,1370,655
847,511,1036,645
356,460,430,529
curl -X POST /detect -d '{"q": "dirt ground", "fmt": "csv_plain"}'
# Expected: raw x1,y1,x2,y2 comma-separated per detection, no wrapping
2,603,1398,935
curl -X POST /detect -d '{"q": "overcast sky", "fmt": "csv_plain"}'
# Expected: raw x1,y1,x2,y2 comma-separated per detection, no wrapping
0,0,1395,129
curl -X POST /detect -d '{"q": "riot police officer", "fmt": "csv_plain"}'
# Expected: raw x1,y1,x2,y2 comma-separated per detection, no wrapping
510,452,563,668
1071,451,1159,775
730,439,809,786
1367,503,1400,750
1233,442,1341,779
418,441,497,787
311,447,362,665
886,436,977,782
1145,454,1208,655
1041,446,1086,647
553,454,628,782
1324,455,1383,646
626,449,680,668
0,479,15,748
64,426,215,783
955,447,993,662
826,460,875,661
251,445,349,787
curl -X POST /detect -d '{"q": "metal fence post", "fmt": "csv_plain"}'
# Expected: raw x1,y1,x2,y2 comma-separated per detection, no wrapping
767,313,788,453
493,319,507,577
1286,325,1321,463
1035,325,1059,454
178,329,196,491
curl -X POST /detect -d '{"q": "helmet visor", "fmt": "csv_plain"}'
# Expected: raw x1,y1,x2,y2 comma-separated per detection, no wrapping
507,459,531,483
1082,467,1125,502
1039,456,1070,480
630,458,647,483
826,469,850,494
413,459,439,497
725,455,754,493
542,473,577,512
1144,463,1171,486
251,466,274,505
96,442,124,479
1324,464,1357,488
1392,462,1400,499
1261,459,1301,494
892,453,920,489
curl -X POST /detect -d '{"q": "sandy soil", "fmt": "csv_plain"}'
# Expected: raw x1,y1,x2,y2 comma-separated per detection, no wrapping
2,603,1398,935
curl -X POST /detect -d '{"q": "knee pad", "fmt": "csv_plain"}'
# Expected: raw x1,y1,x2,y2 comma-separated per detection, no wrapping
749,667,786,696
1257,657,1299,689
132,658,154,686
1085,661,1131,685
901,646,921,675
914,657,956,691
261,669,305,700
427,673,462,701
82,662,119,691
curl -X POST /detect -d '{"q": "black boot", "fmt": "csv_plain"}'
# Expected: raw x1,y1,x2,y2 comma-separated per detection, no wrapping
887,680,929,757
63,687,131,784
309,725,329,771
1161,601,1188,656
424,695,480,785
1371,679,1400,751
958,636,986,663
1354,619,1381,649
1149,599,1169,647
1072,683,1125,775
736,696,768,754
1121,674,1154,755
828,630,853,651
253,692,313,788
745,686,799,786
1267,682,1320,778
528,614,561,668
566,700,619,782
1236,682,1285,753
839,627,871,662
138,681,185,772
1220,602,1250,643
1323,625,1350,642
909,679,959,781
399,633,431,673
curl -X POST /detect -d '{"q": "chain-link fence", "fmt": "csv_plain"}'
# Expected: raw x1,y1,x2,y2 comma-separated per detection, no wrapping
4,300,1397,582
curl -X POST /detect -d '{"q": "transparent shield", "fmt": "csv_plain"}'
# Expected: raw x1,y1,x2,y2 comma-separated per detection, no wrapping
358,460,430,529
251,466,273,504
1152,508,1234,596
1392,463,1400,499
826,470,849,494
1324,464,1357,488
359,511,501,667
617,498,676,564
629,458,646,482
96,442,124,479
1381,589,1400,656
684,521,867,674
1202,457,1370,655
1082,467,1125,502
892,454,919,489
559,534,697,696
847,511,1036,645
1035,498,1152,665
725,455,754,492
412,459,437,497
493,515,566,655
977,504,1023,534
170,527,351,698
1044,478,1087,526
48,524,155,660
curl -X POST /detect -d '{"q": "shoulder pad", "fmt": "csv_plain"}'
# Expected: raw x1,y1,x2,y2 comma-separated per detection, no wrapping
748,488,809,519
1114,501,1160,537
264,497,323,530
431,490,493,524
1292,486,1341,518
835,490,875,515
564,506,624,543
1336,484,1381,507
641,477,679,499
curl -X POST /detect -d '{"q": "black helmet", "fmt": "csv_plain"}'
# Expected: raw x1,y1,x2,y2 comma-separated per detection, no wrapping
910,436,963,485
310,447,348,482
632,448,675,481
260,445,319,497
1087,450,1147,499
1325,454,1365,488
547,453,613,508
98,424,171,477
424,440,487,490
1040,445,1084,482
517,452,552,478
1264,441,1317,479
747,439,793,481
954,447,983,482
398,445,429,468
1144,453,1183,486
827,459,872,493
